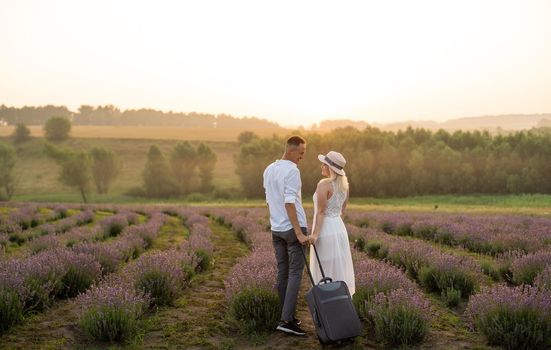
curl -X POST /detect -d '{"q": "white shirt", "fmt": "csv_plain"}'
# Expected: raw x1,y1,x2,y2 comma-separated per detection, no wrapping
263,159,308,232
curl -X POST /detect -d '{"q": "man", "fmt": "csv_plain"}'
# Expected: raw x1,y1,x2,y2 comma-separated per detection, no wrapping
263,135,309,336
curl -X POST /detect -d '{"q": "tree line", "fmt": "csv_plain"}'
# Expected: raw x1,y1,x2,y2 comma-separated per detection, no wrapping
1,116,550,201
235,127,551,198
0,104,282,129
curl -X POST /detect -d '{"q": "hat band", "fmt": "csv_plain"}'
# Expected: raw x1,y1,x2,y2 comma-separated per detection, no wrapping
324,156,343,170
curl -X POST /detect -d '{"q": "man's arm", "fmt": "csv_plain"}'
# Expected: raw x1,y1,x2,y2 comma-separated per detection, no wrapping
284,169,308,245
285,203,309,245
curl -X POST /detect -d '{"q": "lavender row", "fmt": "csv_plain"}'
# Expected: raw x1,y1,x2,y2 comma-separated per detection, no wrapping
349,224,486,306
495,249,551,286
2,203,69,230
6,210,95,246
1,204,70,237
21,210,139,255
76,209,213,341
0,212,167,332
76,248,192,341
217,207,435,345
353,250,433,346
209,208,280,332
346,210,551,255
165,207,214,272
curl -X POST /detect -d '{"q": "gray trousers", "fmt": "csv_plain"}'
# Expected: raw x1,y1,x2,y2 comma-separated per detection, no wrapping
272,227,306,322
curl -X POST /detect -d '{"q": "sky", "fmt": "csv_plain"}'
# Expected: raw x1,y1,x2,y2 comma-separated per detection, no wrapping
0,0,550,127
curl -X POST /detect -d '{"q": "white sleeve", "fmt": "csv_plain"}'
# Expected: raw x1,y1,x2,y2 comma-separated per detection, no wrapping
284,168,301,204
263,165,269,203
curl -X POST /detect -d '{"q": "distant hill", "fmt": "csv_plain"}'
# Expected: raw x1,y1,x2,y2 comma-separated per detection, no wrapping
315,114,551,132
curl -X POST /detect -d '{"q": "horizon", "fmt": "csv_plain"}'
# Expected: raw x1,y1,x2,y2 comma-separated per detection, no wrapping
2,102,550,129
1,0,550,127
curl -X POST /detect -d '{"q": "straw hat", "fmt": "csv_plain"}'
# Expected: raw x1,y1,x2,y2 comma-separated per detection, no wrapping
318,151,346,176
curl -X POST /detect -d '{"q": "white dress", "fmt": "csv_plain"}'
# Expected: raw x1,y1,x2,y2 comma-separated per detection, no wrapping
309,181,355,295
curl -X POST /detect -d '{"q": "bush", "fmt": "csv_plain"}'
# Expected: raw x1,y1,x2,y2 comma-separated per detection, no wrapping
9,233,25,245
78,283,148,342
481,261,501,282
194,249,212,273
100,216,128,238
58,252,102,298
60,266,97,298
0,287,24,332
229,288,280,334
395,223,412,236
511,250,551,286
476,308,550,350
412,224,437,240
135,270,179,307
436,231,456,246
534,267,551,291
380,221,395,234
365,240,382,257
418,266,438,292
186,192,208,202
353,237,366,252
44,116,71,142
130,251,189,307
418,265,477,300
370,290,430,346
12,123,31,143
443,288,461,307
466,284,551,350
352,287,371,319
81,305,139,341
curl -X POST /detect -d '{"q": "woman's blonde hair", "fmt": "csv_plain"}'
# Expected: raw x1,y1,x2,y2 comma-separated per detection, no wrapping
328,168,349,194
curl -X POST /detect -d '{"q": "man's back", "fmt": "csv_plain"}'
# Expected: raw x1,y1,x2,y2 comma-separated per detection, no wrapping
263,159,307,232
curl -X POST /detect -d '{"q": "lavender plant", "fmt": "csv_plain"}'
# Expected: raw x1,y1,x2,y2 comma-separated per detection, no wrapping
466,284,551,350
126,249,192,307
370,288,432,346
511,250,551,285
78,282,149,341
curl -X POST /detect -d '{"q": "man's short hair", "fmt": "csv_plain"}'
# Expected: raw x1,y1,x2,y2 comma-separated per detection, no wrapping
286,135,306,148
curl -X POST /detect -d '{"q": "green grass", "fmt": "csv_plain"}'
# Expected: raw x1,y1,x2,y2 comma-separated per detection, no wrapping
351,194,551,207
3,137,240,199
7,194,550,217
348,194,551,215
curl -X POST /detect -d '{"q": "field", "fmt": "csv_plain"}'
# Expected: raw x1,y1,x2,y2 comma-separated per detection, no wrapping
1,202,550,350
1,131,551,349
1,137,242,200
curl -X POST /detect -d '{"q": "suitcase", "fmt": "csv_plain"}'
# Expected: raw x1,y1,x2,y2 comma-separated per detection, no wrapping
301,244,362,344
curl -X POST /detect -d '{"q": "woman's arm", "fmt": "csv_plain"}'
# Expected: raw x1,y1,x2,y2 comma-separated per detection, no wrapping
310,181,330,244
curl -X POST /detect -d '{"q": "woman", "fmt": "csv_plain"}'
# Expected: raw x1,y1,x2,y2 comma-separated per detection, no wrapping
309,151,355,295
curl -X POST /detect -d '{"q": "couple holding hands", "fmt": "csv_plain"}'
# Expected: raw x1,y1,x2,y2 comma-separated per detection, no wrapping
263,136,355,336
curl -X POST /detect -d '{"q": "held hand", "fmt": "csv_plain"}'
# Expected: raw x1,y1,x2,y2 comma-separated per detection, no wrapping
297,232,310,246
309,234,319,245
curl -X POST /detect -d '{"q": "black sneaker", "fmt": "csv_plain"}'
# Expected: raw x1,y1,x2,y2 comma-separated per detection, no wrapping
294,317,301,326
276,320,306,336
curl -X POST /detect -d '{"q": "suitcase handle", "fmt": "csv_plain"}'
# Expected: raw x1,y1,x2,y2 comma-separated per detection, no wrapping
300,243,327,287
